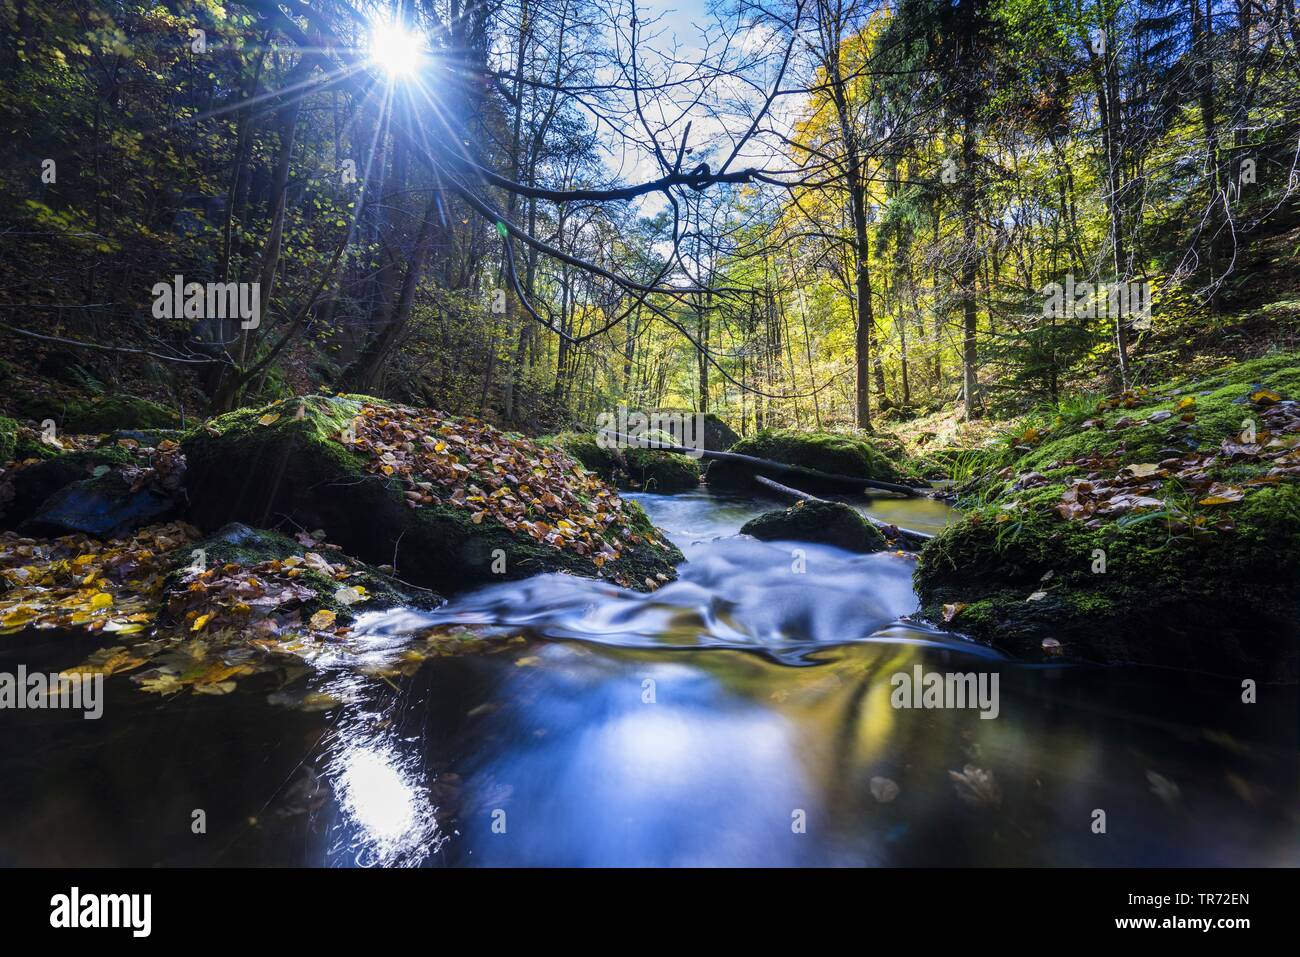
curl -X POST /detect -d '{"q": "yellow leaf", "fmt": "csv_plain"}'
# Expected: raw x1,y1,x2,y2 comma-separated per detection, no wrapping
89,592,113,610
1123,463,1161,478
191,612,213,631
138,674,183,695
257,412,281,426
309,609,337,630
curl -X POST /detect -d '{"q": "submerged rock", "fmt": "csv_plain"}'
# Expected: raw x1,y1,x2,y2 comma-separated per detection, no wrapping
182,395,683,595
741,500,887,553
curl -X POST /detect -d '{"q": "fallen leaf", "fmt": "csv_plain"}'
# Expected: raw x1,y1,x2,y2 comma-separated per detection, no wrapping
308,609,337,630
870,777,900,803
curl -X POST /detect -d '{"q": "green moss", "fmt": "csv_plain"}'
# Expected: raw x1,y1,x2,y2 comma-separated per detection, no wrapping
0,417,15,463
181,395,683,595
552,431,701,491
165,523,432,623
552,431,615,474
914,482,1300,675
740,500,887,553
7,394,180,434
1011,351,1300,477
624,447,702,491
709,429,903,487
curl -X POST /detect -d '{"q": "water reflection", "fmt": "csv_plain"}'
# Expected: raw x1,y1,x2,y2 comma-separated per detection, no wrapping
319,675,443,867
0,491,1295,867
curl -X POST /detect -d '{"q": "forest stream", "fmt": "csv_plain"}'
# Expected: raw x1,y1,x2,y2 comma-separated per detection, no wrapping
0,490,1295,867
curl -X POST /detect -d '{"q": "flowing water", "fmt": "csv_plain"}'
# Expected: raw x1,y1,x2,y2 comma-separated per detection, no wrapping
0,490,1295,866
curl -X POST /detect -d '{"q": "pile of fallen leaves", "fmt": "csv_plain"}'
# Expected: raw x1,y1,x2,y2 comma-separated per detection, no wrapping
339,402,669,565
1030,391,1300,528
112,434,187,495
0,522,198,635
1,431,185,522
0,520,401,698
167,537,368,648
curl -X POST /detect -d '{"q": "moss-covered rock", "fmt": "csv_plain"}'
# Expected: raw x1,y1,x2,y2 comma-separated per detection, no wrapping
7,394,179,434
707,428,903,488
183,396,683,595
549,431,702,491
163,522,435,624
741,500,887,553
0,445,136,529
914,352,1300,678
650,409,740,451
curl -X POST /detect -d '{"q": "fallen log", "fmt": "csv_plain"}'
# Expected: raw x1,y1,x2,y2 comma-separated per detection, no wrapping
596,429,921,497
752,475,933,551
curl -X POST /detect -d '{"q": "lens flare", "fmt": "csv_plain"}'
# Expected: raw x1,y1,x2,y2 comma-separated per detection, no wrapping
368,19,425,78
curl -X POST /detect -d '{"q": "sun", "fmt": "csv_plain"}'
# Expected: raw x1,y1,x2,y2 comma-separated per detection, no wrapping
368,19,426,79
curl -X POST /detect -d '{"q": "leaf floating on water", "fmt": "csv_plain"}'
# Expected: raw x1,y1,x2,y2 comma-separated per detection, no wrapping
333,585,369,606
300,691,342,712
870,776,900,803
192,680,237,695
137,673,184,695
1146,770,1181,807
308,609,337,631
949,765,1002,807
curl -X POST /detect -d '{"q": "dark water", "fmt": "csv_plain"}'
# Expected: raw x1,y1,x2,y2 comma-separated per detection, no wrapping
0,490,1296,866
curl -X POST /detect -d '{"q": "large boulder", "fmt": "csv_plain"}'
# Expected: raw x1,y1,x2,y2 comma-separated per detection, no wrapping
6,394,180,434
741,500,887,553
550,431,702,492
1,446,136,529
651,409,740,451
707,428,905,489
182,395,683,594
22,471,176,539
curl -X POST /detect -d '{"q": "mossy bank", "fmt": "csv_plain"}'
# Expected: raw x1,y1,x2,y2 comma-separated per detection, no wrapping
914,352,1300,678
